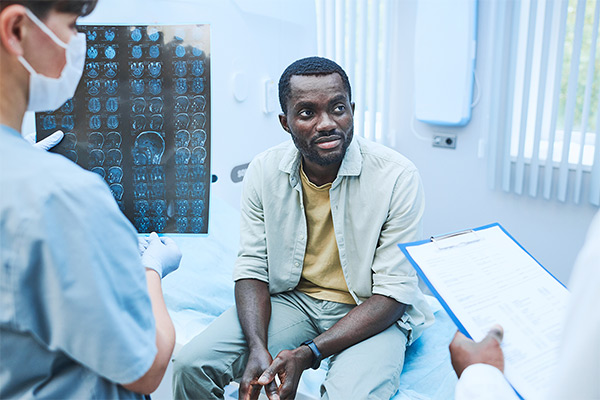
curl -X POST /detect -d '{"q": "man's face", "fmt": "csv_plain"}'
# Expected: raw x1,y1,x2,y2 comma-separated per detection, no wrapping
279,73,354,167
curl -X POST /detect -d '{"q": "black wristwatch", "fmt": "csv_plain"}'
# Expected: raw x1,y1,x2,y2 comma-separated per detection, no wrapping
301,339,323,370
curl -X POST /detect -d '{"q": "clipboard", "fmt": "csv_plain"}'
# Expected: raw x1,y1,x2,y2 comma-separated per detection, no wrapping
398,223,569,400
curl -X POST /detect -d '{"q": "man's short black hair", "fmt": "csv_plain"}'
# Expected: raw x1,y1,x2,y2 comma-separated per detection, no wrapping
0,0,97,19
278,56,352,114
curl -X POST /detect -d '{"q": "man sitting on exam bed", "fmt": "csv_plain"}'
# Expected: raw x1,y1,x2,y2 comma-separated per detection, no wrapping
449,211,600,400
171,56,434,400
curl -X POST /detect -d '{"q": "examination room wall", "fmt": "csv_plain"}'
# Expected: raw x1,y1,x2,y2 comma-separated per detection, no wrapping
388,0,599,285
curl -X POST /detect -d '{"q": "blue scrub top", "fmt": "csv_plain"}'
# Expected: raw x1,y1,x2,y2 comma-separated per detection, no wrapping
0,125,156,399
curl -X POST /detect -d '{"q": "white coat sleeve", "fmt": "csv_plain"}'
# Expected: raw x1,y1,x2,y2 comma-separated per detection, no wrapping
455,364,520,400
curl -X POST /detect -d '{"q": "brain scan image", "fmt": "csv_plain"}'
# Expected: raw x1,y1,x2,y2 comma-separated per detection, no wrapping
61,115,75,131
42,115,57,130
104,62,118,78
131,27,142,42
106,149,123,166
175,96,189,113
191,95,206,112
110,183,124,201
130,62,144,78
89,149,105,167
175,164,188,180
107,115,119,129
176,217,188,233
191,77,204,94
135,200,150,215
105,29,115,41
89,115,101,130
149,79,162,95
149,45,160,58
107,166,123,184
191,146,207,165
191,129,206,147
61,99,74,114
88,131,104,149
175,113,190,130
149,97,164,114
134,182,148,199
131,79,145,95
132,131,165,165
135,216,151,232
175,199,188,216
151,199,167,216
106,97,119,113
91,166,105,178
36,24,210,233
105,45,116,59
175,78,187,95
148,61,162,78
175,147,191,165
174,61,187,77
88,97,101,113
105,80,119,95
105,131,121,149
63,132,77,150
87,80,100,95
150,114,164,130
191,60,204,76
150,182,165,199
86,62,99,78
191,113,206,130
175,130,190,148
132,97,146,114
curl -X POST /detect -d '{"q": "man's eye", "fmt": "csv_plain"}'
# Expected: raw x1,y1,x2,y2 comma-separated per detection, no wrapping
299,110,313,117
334,105,345,113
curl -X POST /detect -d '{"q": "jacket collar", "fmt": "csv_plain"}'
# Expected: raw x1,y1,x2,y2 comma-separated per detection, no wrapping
279,137,363,186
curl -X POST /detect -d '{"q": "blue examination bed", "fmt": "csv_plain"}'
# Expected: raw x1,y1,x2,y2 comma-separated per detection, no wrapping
161,199,458,400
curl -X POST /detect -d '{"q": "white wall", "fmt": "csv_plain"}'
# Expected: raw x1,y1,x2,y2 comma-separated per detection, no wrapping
389,0,598,285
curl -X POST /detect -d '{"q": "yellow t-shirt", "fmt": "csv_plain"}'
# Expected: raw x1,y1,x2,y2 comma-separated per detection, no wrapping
296,164,355,304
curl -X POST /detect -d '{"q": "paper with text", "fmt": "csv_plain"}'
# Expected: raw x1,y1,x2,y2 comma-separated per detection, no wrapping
403,225,569,400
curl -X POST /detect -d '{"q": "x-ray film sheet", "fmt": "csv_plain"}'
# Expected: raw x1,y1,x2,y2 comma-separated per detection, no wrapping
36,24,211,234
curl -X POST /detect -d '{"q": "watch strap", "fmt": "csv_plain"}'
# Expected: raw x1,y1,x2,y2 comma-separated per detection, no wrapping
301,339,322,370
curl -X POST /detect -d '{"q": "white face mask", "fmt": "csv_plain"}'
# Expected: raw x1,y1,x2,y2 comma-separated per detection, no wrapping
18,9,86,112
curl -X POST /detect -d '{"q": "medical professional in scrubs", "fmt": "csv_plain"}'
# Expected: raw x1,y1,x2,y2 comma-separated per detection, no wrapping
0,1,180,398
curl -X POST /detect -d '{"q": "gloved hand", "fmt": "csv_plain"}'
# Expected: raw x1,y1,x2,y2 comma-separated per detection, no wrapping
24,130,65,151
140,232,182,278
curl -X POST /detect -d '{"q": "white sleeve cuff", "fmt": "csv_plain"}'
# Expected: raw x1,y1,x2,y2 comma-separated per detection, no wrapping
455,364,520,400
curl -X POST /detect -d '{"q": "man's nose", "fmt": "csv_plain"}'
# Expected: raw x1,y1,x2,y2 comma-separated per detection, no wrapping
316,112,336,132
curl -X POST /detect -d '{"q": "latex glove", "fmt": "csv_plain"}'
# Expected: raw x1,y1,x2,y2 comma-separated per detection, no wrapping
138,235,150,254
24,130,65,151
140,232,182,278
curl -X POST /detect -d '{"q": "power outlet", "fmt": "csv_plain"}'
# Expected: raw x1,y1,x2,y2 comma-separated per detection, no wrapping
432,134,457,149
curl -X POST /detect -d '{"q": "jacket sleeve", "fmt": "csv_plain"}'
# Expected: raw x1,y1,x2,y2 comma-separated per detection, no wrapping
232,158,269,283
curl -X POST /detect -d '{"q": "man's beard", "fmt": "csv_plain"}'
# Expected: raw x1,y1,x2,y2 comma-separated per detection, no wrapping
291,127,354,167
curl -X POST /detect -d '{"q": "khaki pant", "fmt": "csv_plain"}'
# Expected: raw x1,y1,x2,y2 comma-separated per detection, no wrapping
172,291,407,400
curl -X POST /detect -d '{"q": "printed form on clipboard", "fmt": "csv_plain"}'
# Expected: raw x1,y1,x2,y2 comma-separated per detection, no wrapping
398,223,569,400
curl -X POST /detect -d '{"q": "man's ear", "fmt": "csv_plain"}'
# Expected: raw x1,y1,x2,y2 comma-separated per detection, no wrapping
0,5,28,57
279,113,291,134
351,102,355,114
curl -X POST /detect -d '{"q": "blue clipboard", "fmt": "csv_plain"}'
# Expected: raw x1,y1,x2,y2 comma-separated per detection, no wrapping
398,222,566,400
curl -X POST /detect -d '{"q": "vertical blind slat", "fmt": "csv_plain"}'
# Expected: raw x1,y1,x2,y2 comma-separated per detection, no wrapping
325,0,335,59
347,0,357,87
543,0,570,199
335,0,345,64
574,0,599,204
502,0,525,192
591,94,600,205
316,0,326,56
380,0,393,146
366,1,380,141
528,0,553,197
515,0,538,195
355,0,368,136
557,0,587,202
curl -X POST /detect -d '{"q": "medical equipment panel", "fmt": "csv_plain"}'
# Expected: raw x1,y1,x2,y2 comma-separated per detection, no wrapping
36,24,211,234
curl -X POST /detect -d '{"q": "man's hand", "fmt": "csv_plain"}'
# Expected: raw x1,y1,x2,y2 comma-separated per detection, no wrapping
24,130,64,151
239,347,277,400
255,345,314,400
449,324,505,378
